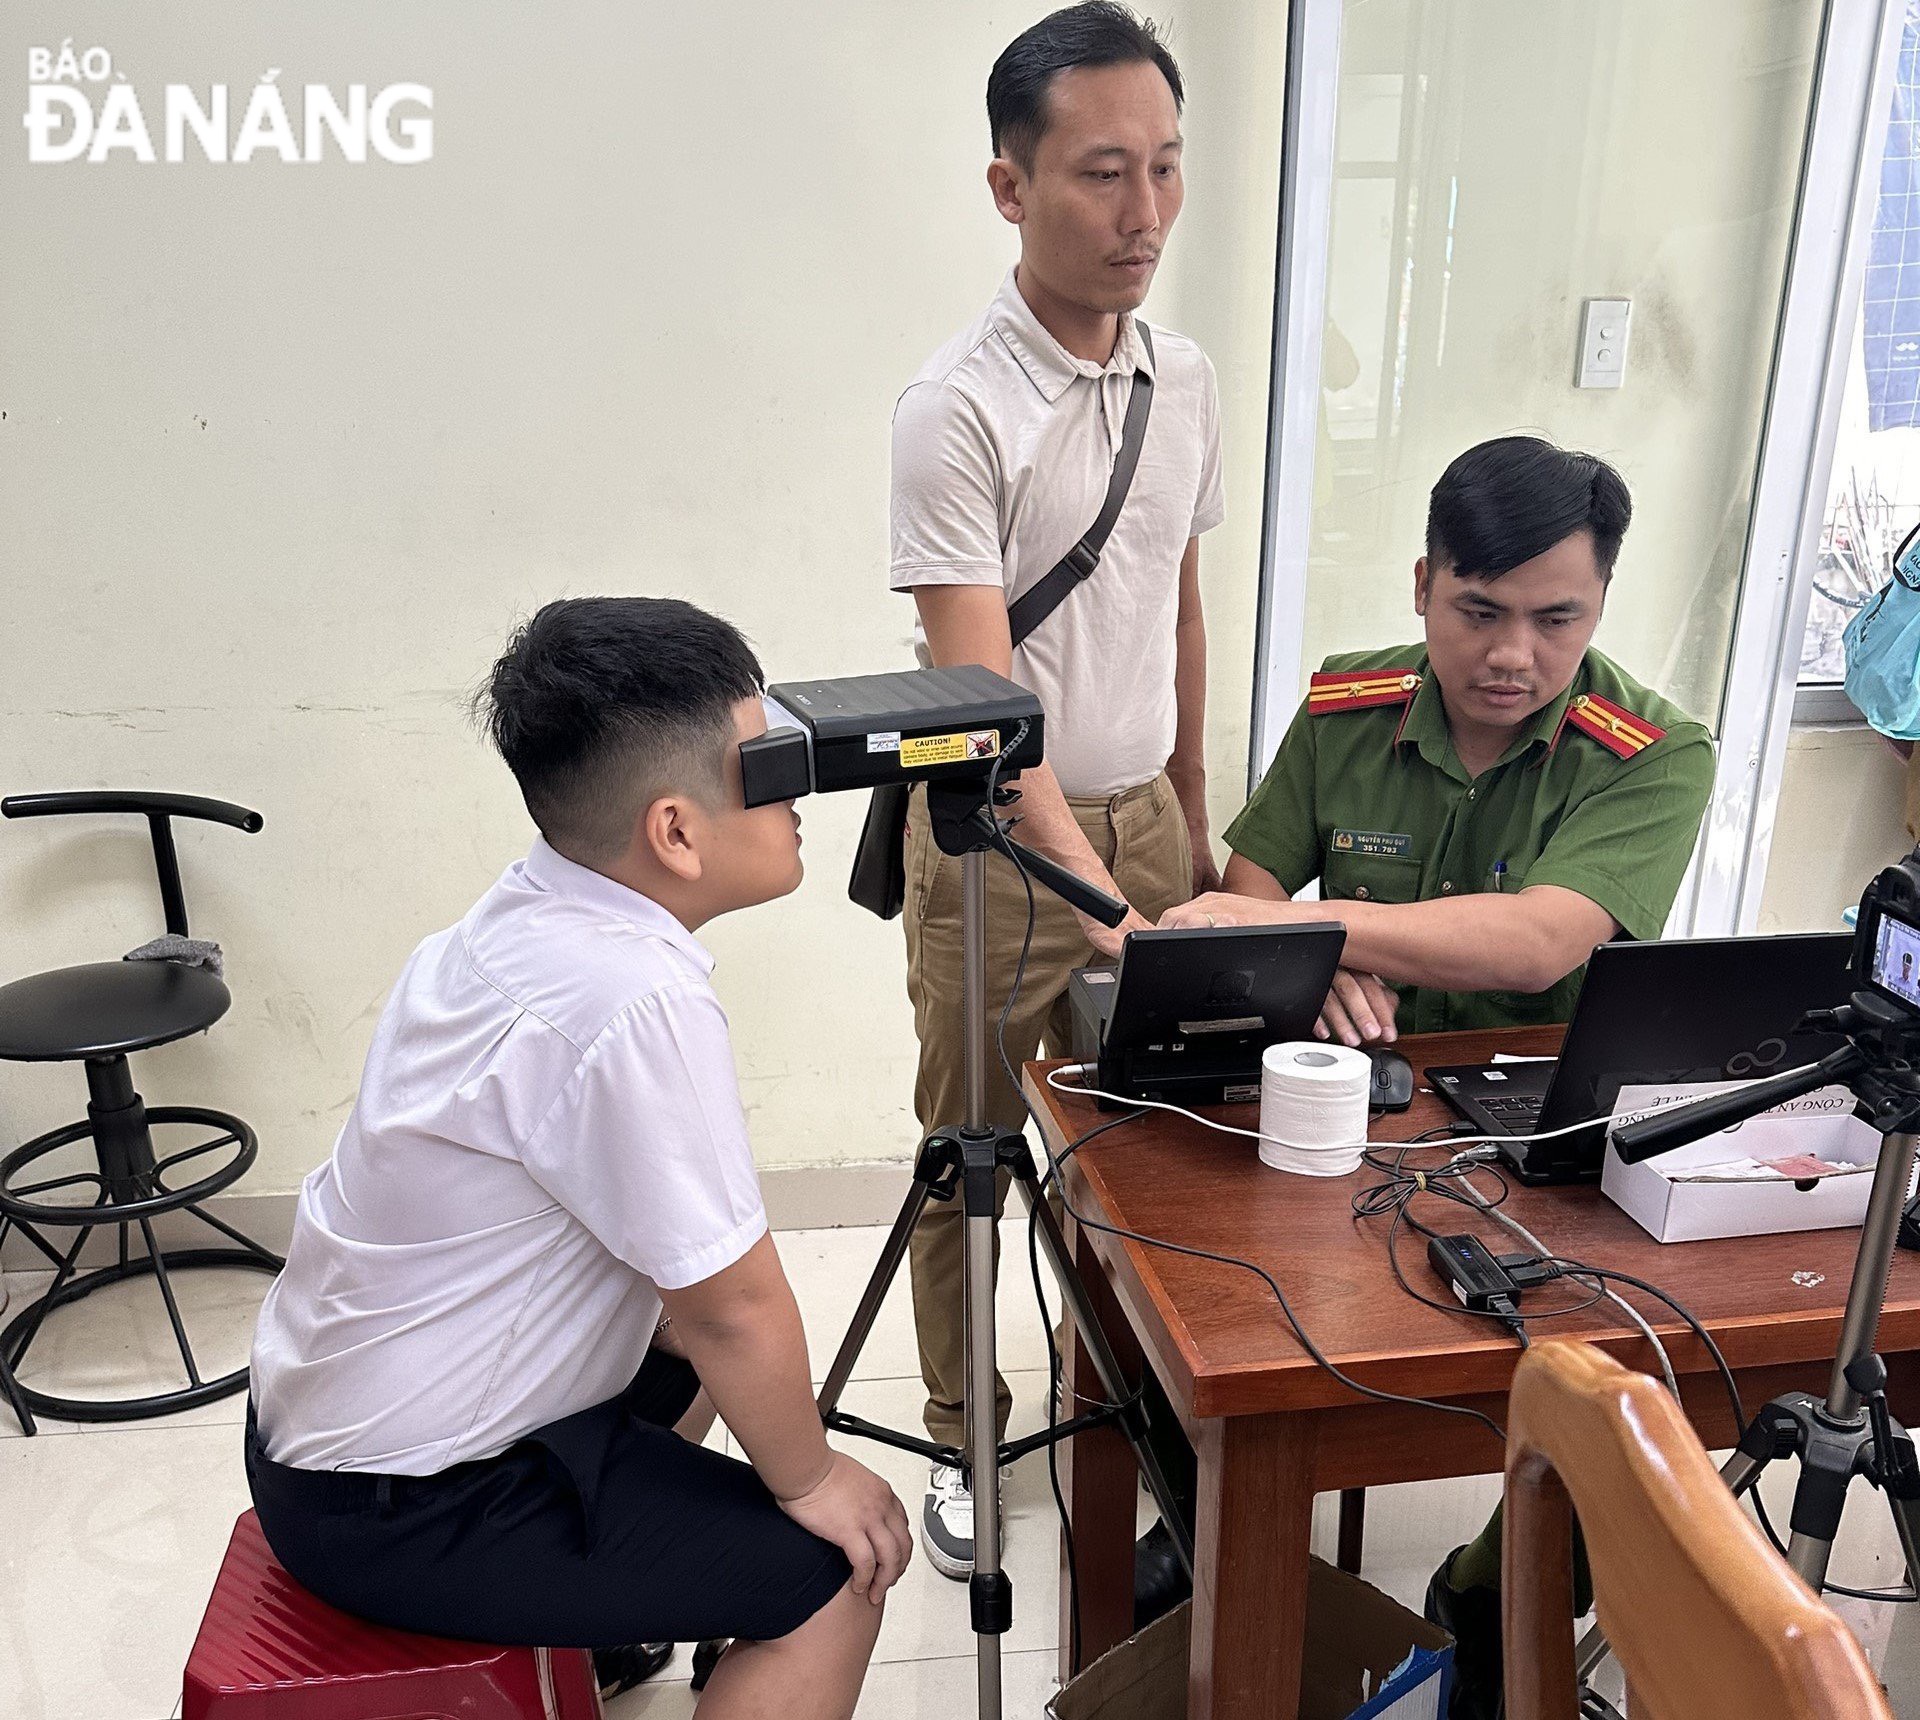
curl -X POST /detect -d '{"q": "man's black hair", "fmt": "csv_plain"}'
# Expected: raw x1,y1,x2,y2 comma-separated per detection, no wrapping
478,596,763,863
1426,436,1632,581
988,3,1183,172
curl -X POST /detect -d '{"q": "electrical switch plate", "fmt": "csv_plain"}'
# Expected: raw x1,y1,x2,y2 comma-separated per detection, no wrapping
1576,297,1631,389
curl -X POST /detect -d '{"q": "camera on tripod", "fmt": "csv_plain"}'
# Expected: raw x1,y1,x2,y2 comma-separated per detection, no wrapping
739,664,1042,807
1601,847,1920,1601
1859,848,1920,1019
1612,848,1920,1168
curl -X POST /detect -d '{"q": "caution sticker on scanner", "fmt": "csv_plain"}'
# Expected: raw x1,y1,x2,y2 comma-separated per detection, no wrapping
897,729,1003,769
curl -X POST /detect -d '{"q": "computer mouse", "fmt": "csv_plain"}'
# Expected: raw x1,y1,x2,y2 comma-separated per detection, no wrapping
1367,1048,1415,1112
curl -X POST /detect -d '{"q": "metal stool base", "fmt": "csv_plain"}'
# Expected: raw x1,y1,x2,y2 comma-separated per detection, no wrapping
2,1225,281,1425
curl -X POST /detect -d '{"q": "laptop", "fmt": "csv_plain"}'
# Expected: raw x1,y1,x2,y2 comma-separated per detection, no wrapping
1426,932,1854,1184
1067,922,1347,1108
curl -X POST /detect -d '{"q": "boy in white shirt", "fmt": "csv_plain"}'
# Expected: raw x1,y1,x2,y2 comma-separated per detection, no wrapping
248,597,910,1719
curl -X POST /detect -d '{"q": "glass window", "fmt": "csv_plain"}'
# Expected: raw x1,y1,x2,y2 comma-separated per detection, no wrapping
1297,0,1825,733
1803,7,1920,693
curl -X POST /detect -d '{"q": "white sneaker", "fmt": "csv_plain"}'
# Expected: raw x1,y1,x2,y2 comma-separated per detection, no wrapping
922,1461,978,1581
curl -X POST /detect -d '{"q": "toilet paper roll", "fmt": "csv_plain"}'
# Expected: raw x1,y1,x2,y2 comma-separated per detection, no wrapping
1258,1042,1372,1176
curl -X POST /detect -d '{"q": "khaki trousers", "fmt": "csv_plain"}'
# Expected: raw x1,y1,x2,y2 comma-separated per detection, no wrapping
902,773,1193,1446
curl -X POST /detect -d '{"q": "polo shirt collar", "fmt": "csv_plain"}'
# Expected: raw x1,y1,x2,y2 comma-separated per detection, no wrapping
521,838,716,975
989,267,1151,404
1396,657,1581,776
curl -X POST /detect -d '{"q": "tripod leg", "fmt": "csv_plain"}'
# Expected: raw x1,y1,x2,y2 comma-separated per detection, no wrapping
1013,1156,1195,1575
964,1141,1006,1720
816,1146,946,1420
1884,1489,1920,1596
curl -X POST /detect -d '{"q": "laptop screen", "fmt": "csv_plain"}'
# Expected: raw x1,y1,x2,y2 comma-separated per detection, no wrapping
1536,932,1855,1131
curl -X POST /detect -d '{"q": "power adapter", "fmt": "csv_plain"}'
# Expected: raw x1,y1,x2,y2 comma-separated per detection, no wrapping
1427,1233,1522,1315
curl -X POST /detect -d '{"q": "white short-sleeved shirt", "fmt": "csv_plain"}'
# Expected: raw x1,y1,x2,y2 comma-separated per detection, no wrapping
249,840,768,1475
889,268,1225,799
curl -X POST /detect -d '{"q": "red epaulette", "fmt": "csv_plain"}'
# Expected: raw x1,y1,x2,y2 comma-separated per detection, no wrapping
1306,669,1422,715
1555,691,1667,759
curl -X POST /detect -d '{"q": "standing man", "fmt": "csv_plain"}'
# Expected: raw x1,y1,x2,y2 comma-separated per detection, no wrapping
891,2,1225,1580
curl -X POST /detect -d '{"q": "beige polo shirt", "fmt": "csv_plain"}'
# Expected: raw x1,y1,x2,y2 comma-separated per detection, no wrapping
889,269,1225,798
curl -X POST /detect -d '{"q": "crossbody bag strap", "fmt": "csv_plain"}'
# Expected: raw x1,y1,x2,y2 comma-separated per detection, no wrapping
1006,322,1156,651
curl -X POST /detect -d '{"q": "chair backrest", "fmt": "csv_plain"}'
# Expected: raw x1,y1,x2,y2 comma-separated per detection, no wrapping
1503,1340,1892,1720
2,791,262,939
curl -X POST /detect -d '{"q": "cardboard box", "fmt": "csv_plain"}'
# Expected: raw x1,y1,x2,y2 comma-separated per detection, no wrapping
1048,1559,1452,1720
1601,1080,1882,1244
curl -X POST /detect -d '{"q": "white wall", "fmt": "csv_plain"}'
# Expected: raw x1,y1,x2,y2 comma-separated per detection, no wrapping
0,3,1285,1193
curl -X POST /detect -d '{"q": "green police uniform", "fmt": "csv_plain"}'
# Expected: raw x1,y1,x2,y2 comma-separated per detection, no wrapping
1224,644,1716,1035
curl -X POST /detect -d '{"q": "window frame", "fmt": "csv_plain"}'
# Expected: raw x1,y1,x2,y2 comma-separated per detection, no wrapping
1249,0,1904,931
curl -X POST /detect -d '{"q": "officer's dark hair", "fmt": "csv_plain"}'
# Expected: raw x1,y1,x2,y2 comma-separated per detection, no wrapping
988,3,1184,172
1426,436,1632,582
478,597,764,865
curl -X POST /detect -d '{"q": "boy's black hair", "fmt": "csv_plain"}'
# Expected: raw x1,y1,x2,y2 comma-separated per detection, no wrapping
478,597,763,863
1426,436,1632,581
988,3,1183,172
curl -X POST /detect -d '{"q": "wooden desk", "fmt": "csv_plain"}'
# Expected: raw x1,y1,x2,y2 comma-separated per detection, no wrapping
1024,1026,1920,1720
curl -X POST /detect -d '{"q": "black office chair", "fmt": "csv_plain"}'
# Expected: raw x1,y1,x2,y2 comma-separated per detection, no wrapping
0,792,282,1432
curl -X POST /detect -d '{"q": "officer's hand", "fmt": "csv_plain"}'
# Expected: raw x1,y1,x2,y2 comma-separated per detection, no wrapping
1086,907,1153,961
1158,892,1288,932
1316,968,1399,1046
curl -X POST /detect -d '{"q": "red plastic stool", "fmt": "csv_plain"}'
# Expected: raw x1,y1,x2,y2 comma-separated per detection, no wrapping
183,1511,602,1719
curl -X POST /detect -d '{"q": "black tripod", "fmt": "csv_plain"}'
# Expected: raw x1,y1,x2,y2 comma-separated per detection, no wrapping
815,774,1194,1720
1579,991,1920,1676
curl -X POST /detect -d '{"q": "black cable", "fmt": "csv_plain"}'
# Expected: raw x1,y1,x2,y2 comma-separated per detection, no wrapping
1370,1185,1607,1329
1356,1138,1916,1604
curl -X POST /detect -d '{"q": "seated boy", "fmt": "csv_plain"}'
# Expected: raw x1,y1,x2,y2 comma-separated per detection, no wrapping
246,597,911,1718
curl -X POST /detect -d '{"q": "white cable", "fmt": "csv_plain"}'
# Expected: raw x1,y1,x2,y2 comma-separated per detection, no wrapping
1045,1063,1621,1157
1048,1057,1826,1173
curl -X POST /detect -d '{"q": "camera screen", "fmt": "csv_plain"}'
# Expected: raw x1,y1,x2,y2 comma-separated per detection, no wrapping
1873,911,1920,1008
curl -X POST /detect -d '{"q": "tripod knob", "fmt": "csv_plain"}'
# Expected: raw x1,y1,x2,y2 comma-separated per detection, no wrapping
1845,1353,1890,1399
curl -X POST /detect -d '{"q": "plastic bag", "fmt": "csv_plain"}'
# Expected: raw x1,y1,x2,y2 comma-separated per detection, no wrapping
1844,523,1920,740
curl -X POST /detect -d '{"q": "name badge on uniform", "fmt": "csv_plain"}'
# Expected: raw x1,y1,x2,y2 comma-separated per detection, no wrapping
1331,829,1414,859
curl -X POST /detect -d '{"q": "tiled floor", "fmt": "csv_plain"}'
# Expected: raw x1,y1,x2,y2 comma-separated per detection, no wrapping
6,1224,1920,1718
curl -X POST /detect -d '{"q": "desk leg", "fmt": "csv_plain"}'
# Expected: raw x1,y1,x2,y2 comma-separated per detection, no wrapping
1059,1210,1143,1681
1189,1411,1315,1720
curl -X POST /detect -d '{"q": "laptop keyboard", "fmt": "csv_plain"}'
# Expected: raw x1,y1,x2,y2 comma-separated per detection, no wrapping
1478,1093,1545,1124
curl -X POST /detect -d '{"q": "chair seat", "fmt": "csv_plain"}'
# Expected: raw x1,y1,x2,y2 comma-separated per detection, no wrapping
184,1511,599,1719
0,960,230,1061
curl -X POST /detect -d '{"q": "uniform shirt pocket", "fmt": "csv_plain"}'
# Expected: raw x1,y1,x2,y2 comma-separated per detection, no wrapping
1322,851,1424,905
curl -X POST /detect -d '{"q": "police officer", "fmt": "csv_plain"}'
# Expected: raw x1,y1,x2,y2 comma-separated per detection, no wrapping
1157,435,1716,1719
1166,435,1712,1045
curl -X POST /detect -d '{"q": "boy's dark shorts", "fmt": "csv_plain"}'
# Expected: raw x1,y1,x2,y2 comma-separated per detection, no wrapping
245,1350,851,1647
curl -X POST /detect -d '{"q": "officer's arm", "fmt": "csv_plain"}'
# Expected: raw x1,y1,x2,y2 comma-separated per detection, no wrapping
1165,881,1617,995
1312,887,1617,995
913,586,1151,957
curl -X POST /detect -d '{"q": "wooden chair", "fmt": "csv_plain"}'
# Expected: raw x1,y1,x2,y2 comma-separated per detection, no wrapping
1502,1340,1894,1720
